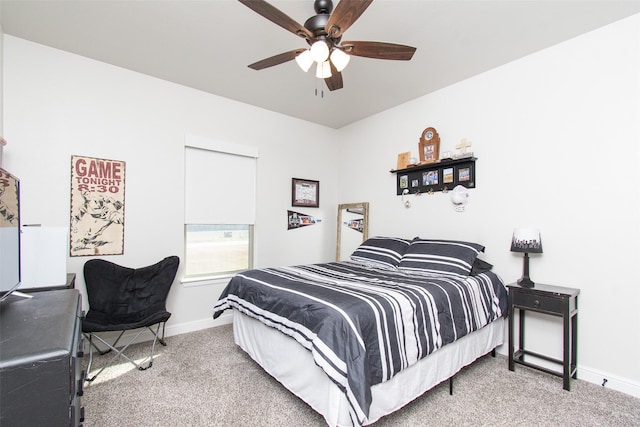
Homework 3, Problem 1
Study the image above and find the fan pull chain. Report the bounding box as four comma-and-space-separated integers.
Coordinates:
314, 79, 324, 98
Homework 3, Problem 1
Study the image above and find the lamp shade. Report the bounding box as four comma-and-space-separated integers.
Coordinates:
330, 48, 350, 72
510, 228, 542, 253
310, 40, 330, 63
315, 61, 332, 78
295, 50, 314, 72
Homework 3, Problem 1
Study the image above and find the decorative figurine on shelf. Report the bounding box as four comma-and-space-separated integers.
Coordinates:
454, 138, 473, 159
419, 127, 440, 164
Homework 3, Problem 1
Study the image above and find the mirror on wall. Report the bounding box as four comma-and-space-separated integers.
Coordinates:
336, 202, 369, 261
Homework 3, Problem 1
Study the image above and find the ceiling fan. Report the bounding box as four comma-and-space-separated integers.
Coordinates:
239, 0, 417, 91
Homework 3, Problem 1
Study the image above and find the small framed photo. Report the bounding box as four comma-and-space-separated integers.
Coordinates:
419, 141, 439, 164
292, 178, 319, 207
399, 175, 409, 189
459, 167, 471, 182
422, 170, 439, 186
443, 167, 454, 184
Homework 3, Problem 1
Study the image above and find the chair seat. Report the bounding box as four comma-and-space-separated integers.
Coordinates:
83, 309, 171, 333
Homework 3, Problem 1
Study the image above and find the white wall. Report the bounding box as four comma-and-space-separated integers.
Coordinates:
338, 14, 640, 396
2, 35, 339, 333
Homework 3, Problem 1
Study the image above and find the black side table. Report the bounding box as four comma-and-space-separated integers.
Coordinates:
508, 282, 580, 391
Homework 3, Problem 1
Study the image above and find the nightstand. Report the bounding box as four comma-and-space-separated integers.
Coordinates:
508, 282, 580, 391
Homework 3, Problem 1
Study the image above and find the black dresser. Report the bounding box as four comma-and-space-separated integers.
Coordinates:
0, 289, 85, 426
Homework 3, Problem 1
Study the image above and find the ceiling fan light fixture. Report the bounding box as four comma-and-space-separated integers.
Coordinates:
295, 49, 314, 72
316, 61, 332, 79
330, 48, 350, 72
240, 0, 416, 91
310, 40, 330, 63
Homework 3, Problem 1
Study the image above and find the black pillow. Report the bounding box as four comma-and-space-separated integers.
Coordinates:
471, 257, 493, 275
399, 239, 485, 277
351, 236, 412, 270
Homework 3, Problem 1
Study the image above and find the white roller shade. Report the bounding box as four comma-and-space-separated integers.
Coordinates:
184, 136, 257, 225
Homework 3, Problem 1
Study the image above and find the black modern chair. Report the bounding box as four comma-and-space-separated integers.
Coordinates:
82, 256, 180, 382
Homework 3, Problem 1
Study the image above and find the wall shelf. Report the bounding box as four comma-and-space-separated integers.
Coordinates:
390, 157, 477, 195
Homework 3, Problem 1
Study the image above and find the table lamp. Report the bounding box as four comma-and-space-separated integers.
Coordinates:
510, 228, 542, 288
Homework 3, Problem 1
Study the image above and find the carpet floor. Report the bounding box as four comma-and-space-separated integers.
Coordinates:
81, 324, 640, 426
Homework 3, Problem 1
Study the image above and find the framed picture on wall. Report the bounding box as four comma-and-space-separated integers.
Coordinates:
292, 178, 320, 207
69, 155, 126, 256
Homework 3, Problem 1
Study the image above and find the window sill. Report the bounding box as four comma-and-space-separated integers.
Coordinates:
181, 275, 233, 287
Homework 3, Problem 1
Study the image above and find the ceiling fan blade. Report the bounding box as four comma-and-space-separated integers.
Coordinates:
325, 0, 373, 39
325, 62, 343, 91
239, 0, 313, 40
341, 41, 417, 60
248, 48, 307, 70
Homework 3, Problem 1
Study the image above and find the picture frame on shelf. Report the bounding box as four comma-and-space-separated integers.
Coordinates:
292, 178, 320, 208
422, 170, 439, 186
396, 152, 411, 170
459, 167, 471, 182
443, 167, 454, 184
399, 175, 409, 189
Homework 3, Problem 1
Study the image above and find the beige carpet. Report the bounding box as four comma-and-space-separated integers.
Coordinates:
82, 324, 640, 426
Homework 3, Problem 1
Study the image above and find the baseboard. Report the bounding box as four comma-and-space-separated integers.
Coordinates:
578, 365, 640, 398
164, 312, 233, 337
495, 346, 640, 398
83, 313, 233, 351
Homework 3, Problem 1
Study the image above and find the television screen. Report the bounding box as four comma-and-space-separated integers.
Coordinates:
0, 167, 21, 301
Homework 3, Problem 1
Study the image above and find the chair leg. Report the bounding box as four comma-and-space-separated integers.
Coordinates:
84, 322, 168, 382
156, 322, 168, 346
85, 331, 125, 356
85, 333, 95, 381
140, 322, 164, 371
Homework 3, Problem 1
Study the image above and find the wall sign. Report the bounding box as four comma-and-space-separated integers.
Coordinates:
70, 155, 126, 256
287, 210, 321, 230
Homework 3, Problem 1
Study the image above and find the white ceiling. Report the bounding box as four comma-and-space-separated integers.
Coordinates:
2, 0, 639, 128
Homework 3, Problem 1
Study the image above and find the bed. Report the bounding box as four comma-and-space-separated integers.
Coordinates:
213, 237, 508, 426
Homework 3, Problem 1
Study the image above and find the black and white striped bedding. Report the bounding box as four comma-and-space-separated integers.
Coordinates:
213, 261, 508, 425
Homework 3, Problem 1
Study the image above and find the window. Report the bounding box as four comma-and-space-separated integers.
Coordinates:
184, 135, 258, 280
185, 224, 253, 277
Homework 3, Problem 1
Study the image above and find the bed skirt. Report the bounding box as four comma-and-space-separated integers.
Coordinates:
233, 311, 505, 427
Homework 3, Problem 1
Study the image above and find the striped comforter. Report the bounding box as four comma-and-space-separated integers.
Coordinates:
213, 261, 508, 425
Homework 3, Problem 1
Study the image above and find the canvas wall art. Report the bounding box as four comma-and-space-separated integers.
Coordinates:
70, 155, 126, 256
